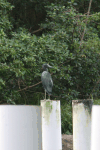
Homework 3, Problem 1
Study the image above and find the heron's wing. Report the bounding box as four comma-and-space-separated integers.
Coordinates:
41, 71, 53, 94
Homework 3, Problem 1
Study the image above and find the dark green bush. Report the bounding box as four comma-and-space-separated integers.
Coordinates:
1, 1, 100, 134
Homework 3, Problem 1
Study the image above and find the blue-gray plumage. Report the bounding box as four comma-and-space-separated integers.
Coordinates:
41, 64, 53, 100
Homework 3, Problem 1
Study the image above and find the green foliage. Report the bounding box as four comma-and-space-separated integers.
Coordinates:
93, 99, 100, 105
0, 0, 14, 32
1, 0, 100, 134
61, 102, 72, 134
41, 3, 100, 100
0, 28, 41, 103
7, 0, 50, 32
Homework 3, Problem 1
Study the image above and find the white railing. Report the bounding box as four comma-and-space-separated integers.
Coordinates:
0, 100, 62, 150
41, 100, 62, 150
72, 99, 100, 150
91, 105, 100, 150
72, 99, 92, 150
0, 99, 99, 150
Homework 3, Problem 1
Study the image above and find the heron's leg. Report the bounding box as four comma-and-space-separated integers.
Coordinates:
49, 95, 50, 100
45, 90, 46, 100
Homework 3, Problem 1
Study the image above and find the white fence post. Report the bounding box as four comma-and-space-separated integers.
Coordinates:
91, 105, 100, 150
41, 100, 62, 150
72, 99, 93, 150
0, 105, 42, 150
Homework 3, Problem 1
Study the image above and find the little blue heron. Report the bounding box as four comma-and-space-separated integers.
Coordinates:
41, 64, 53, 100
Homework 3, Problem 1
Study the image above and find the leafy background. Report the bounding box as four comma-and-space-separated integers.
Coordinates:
0, 0, 100, 134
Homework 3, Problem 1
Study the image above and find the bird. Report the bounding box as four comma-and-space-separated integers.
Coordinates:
41, 63, 53, 100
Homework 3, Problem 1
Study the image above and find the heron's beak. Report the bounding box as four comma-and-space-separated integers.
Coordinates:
47, 64, 53, 68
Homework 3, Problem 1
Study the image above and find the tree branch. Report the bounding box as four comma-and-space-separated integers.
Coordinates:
18, 81, 42, 92
32, 28, 43, 34
79, 0, 93, 49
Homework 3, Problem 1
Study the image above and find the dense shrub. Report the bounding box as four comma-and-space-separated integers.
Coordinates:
0, 1, 100, 134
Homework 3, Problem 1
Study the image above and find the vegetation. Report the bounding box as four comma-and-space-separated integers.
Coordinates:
0, 0, 100, 134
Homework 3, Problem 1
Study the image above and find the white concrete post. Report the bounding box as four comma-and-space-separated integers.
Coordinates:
41, 100, 62, 150
0, 105, 42, 150
72, 99, 93, 150
91, 105, 100, 150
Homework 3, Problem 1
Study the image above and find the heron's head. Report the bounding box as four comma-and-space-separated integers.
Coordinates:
42, 63, 53, 71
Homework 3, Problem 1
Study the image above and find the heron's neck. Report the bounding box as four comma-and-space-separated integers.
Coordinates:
44, 68, 48, 71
